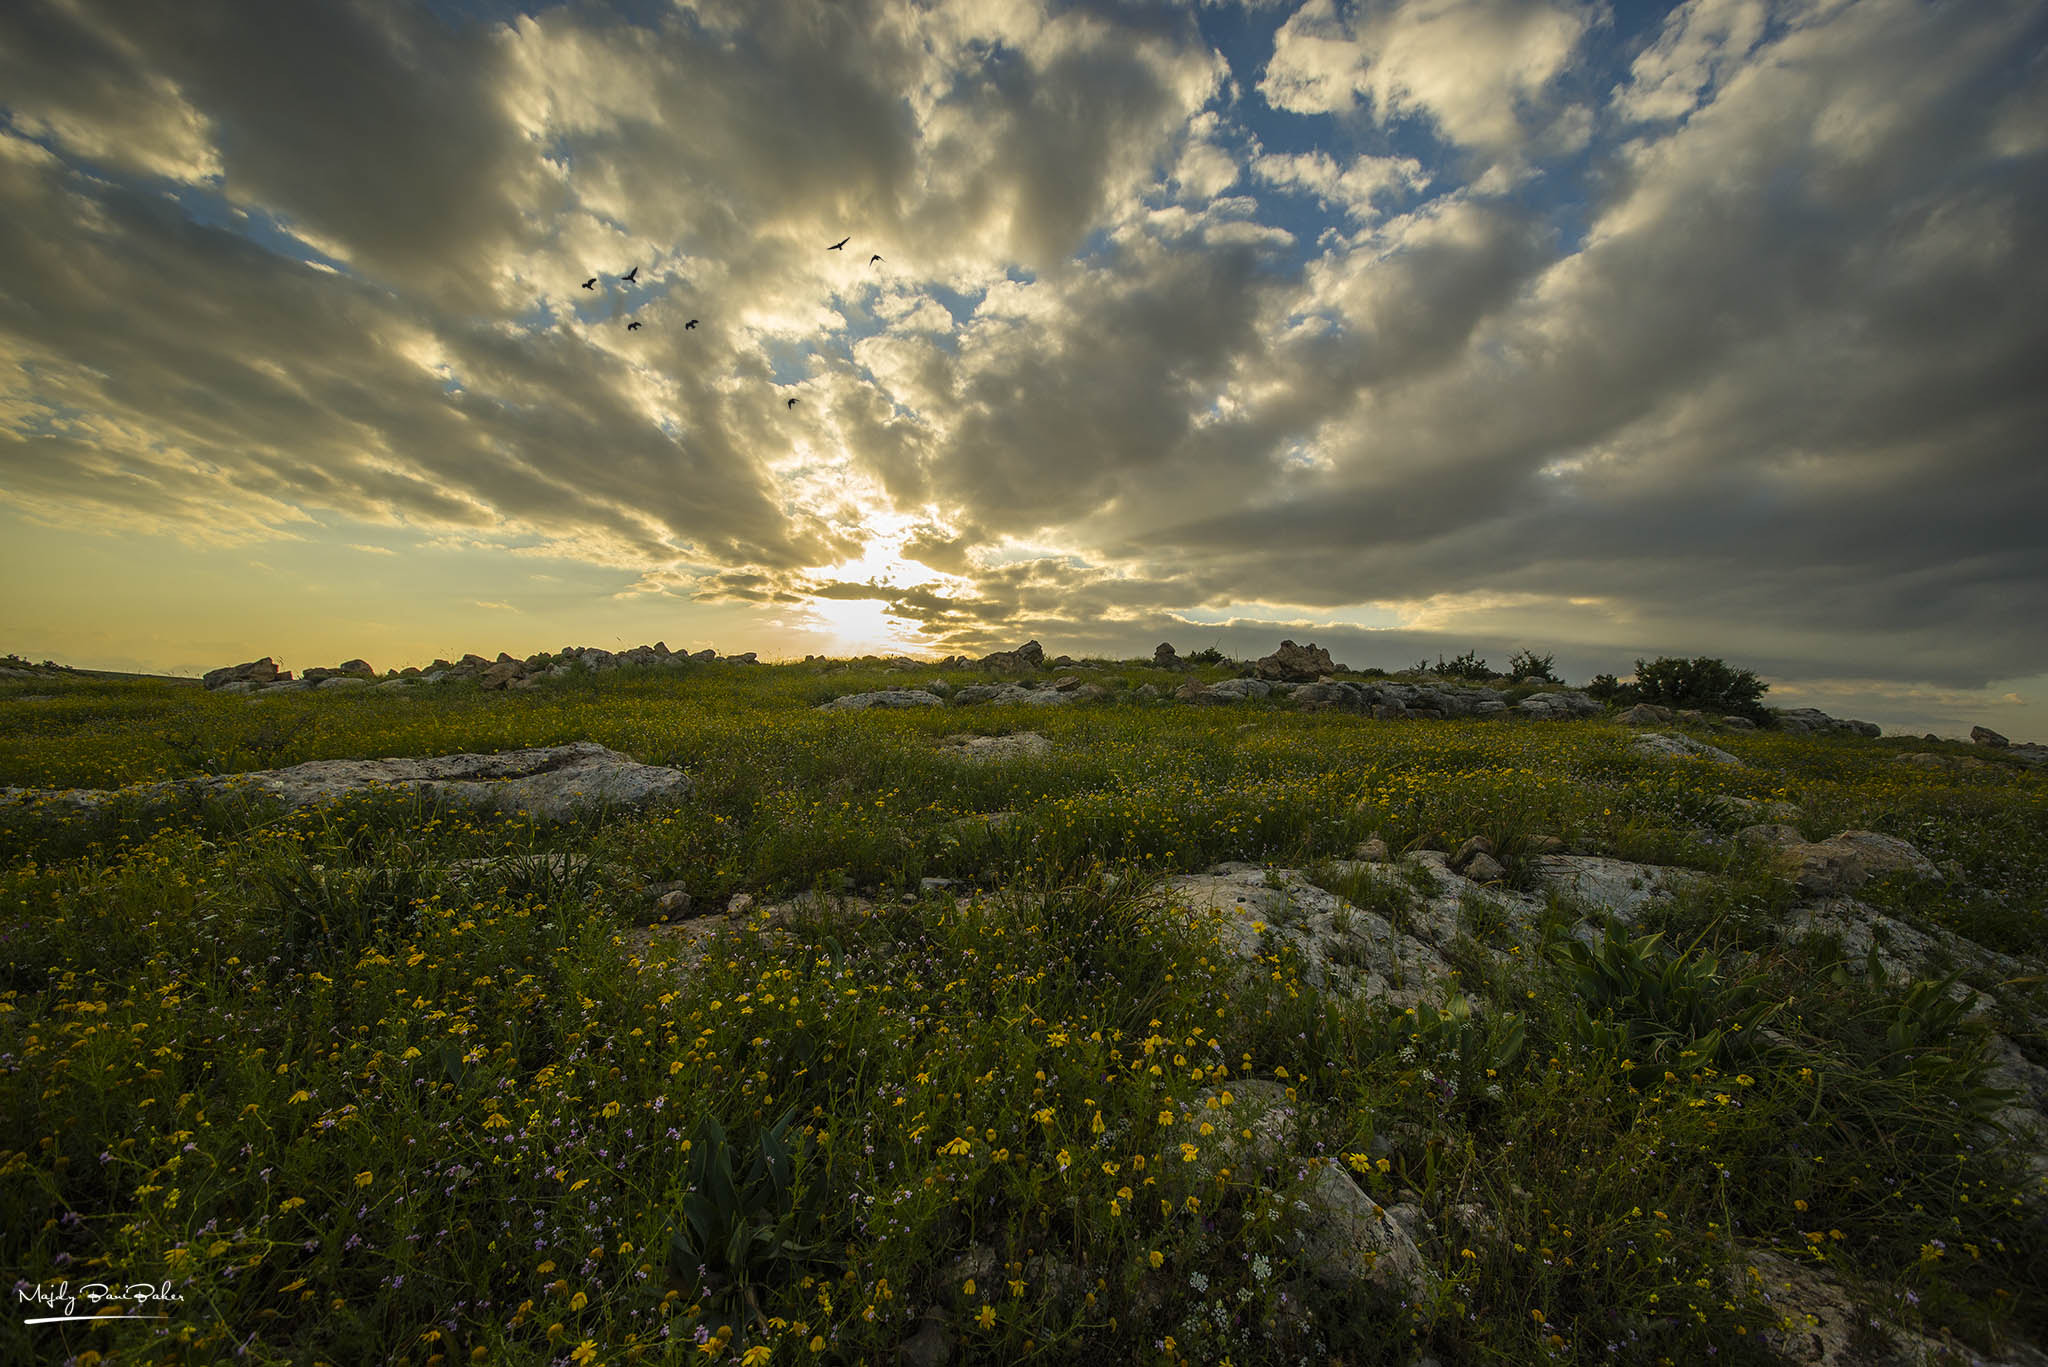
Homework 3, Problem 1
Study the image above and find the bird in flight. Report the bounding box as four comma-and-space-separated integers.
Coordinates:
580, 277, 596, 290
827, 237, 849, 251
621, 266, 639, 284
626, 320, 643, 331
787, 397, 800, 408
869, 254, 883, 266
685, 319, 698, 330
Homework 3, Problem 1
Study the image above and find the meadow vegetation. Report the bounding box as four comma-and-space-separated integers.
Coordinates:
2, 658, 2043, 1365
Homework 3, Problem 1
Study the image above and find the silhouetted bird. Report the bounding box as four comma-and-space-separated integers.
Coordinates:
621, 266, 639, 283
685, 319, 698, 329
581, 277, 597, 290
869, 255, 882, 266
787, 397, 799, 408
626, 321, 643, 331
827, 237, 849, 251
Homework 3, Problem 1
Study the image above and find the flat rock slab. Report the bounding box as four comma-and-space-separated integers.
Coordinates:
815, 689, 946, 711
1525, 855, 1706, 924
936, 731, 1053, 762
1630, 731, 1744, 766
1166, 862, 1454, 1007
0, 741, 689, 822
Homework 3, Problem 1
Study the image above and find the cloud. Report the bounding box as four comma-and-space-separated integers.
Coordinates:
1261, 0, 1598, 151
3, 0, 2047, 730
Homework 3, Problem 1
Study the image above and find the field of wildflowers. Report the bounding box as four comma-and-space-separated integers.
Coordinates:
2, 658, 2043, 1365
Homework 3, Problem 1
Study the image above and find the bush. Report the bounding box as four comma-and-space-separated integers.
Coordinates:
1183, 646, 1227, 666
1507, 650, 1558, 684
1632, 656, 1769, 719
1428, 650, 1495, 682
1585, 673, 1636, 703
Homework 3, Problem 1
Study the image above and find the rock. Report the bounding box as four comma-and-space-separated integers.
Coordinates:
1206, 677, 1274, 703
817, 689, 946, 711
1737, 1247, 2048, 1367
937, 732, 1053, 762
1719, 715, 1756, 730
1133, 684, 1162, 701
1772, 830, 1940, 897
1450, 836, 1496, 870
1, 741, 689, 823
1630, 731, 1743, 766
1513, 691, 1600, 719
1166, 863, 1454, 1007
975, 641, 1045, 671
480, 660, 526, 690
203, 657, 281, 689
315, 676, 370, 690
1153, 642, 1182, 668
1462, 852, 1506, 882
1972, 725, 2010, 748
1616, 703, 1672, 725
1526, 834, 1566, 855
1253, 640, 1336, 683
1355, 836, 1391, 862
1525, 855, 1706, 924
1895, 752, 1993, 773
1293, 1163, 1431, 1302
1775, 708, 1881, 738
1173, 679, 1215, 704
898, 1316, 952, 1367
1737, 823, 1808, 848
651, 889, 694, 921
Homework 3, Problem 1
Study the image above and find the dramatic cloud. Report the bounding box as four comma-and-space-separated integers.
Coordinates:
3, 0, 2046, 735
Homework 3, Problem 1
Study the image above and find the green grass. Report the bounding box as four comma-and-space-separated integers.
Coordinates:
1, 663, 2043, 1365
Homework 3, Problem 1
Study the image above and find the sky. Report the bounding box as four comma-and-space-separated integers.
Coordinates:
2, 0, 2045, 739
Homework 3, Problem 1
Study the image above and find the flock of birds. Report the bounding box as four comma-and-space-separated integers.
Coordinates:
582, 237, 884, 409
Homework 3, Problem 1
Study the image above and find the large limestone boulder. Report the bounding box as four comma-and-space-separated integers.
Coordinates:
1771, 830, 1940, 897
1, 741, 689, 822
203, 657, 282, 689
1774, 707, 1881, 737
1630, 731, 1744, 766
1253, 640, 1335, 682
817, 689, 946, 711
1165, 863, 1454, 1006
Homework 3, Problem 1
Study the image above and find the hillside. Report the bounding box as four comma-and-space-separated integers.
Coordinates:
1, 656, 2043, 1366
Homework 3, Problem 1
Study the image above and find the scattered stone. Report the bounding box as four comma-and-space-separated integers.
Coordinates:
1254, 640, 1336, 683
1513, 691, 1601, 720
1462, 852, 1507, 882
1354, 836, 1391, 862
1294, 1162, 1432, 1302
1972, 725, 2010, 748
1450, 835, 1496, 870
1526, 834, 1566, 855
651, 889, 694, 920
1152, 642, 1182, 668
1737, 823, 1808, 848
1616, 703, 1673, 725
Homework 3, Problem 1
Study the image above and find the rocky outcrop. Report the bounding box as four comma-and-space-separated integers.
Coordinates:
1152, 642, 1183, 669
1773, 707, 1881, 737
1, 741, 689, 822
1513, 690, 1603, 720
1253, 640, 1335, 682
974, 640, 1045, 671
203, 657, 286, 689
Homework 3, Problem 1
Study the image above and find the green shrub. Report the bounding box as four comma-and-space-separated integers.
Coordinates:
1631, 656, 1769, 719
1428, 650, 1495, 682
1584, 672, 1635, 702
1506, 650, 1558, 684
